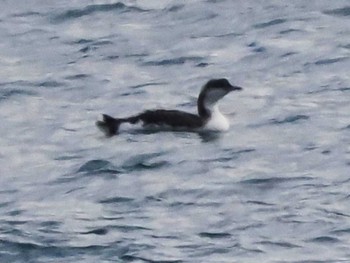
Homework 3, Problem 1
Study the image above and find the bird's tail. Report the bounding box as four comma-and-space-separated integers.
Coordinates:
96, 114, 122, 137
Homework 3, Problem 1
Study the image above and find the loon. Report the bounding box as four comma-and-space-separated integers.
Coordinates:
96, 78, 242, 136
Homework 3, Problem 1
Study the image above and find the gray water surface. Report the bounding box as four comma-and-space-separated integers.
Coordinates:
1, 1, 350, 262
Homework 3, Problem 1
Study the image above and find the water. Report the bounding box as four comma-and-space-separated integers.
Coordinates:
1, 1, 350, 262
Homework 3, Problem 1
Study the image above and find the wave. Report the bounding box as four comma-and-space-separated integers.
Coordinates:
51, 2, 147, 23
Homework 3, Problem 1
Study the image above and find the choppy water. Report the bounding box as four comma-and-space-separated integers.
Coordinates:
1, 1, 350, 262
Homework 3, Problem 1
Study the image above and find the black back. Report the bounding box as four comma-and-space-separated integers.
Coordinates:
138, 109, 204, 128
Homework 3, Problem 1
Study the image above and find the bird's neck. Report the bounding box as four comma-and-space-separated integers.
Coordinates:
204, 104, 230, 131
198, 92, 212, 119
197, 95, 220, 120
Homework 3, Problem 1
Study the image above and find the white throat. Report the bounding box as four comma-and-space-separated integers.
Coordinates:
203, 104, 230, 131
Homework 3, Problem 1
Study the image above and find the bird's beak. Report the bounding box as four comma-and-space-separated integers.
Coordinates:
229, 85, 243, 92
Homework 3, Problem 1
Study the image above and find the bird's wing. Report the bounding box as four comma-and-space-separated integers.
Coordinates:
138, 110, 203, 128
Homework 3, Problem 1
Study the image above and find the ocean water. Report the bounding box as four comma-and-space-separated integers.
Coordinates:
1, 0, 350, 262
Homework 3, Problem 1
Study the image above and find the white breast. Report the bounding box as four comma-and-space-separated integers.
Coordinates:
203, 105, 230, 131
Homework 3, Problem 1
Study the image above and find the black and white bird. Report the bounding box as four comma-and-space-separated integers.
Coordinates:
96, 78, 242, 136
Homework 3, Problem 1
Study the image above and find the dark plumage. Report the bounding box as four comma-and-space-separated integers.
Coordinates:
137, 110, 203, 128
96, 78, 242, 136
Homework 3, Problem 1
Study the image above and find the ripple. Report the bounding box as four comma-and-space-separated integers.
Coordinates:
191, 32, 242, 39
36, 80, 65, 88
0, 89, 37, 101
104, 55, 120, 60
248, 42, 267, 53
77, 40, 114, 55
79, 46, 95, 54
142, 56, 204, 66
120, 90, 146, 97
71, 38, 93, 45
121, 255, 183, 263
0, 201, 12, 209
240, 176, 313, 186
254, 18, 287, 29
308, 236, 340, 243
331, 228, 350, 235
55, 155, 82, 161
7, 209, 24, 217
314, 57, 348, 65
257, 240, 300, 248
51, 2, 147, 23
198, 232, 231, 239
324, 6, 350, 17
129, 82, 168, 89
246, 200, 275, 206
40, 220, 61, 228
166, 4, 185, 12
279, 28, 302, 35
112, 224, 152, 232
78, 159, 123, 175
196, 62, 210, 67
39, 221, 61, 234
0, 239, 112, 258
338, 87, 350, 92
78, 159, 112, 172
281, 52, 297, 58
202, 148, 255, 163
64, 74, 90, 80
1, 240, 43, 250
99, 196, 134, 204
307, 86, 350, 95
270, 114, 309, 125
82, 228, 108, 235
11, 11, 42, 18
122, 153, 169, 171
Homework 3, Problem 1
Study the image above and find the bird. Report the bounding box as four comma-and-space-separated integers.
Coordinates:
96, 78, 242, 136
